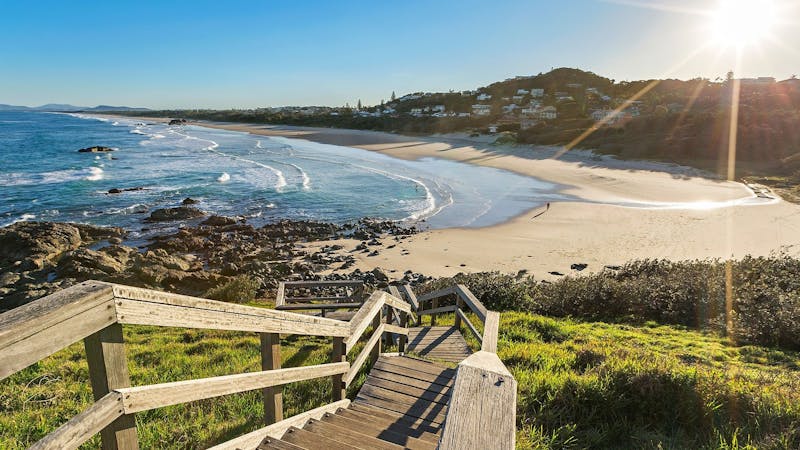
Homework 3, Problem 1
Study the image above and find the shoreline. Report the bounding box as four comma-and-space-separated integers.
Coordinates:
97, 114, 800, 279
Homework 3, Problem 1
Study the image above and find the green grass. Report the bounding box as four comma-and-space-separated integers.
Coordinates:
0, 300, 386, 450
2, 308, 799, 449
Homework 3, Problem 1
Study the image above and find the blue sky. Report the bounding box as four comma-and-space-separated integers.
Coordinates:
1, 0, 798, 108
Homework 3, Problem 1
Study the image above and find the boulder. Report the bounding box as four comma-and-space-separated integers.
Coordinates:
78, 146, 115, 153
182, 197, 199, 205
201, 215, 238, 227
146, 207, 205, 222
0, 221, 125, 270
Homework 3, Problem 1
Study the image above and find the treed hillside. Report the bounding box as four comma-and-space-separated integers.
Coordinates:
114, 68, 800, 177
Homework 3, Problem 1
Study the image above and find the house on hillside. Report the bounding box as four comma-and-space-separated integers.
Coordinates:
409, 108, 424, 116
537, 106, 557, 120
512, 95, 525, 103
431, 105, 446, 113
516, 89, 530, 95
520, 118, 539, 130
530, 88, 544, 97
472, 104, 492, 116
502, 104, 519, 114
477, 93, 492, 101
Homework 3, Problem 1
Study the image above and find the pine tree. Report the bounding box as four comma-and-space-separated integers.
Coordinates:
357, 99, 362, 110
391, 91, 396, 101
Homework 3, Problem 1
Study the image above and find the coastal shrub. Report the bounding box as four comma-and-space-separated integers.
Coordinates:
204, 275, 260, 303
424, 255, 800, 350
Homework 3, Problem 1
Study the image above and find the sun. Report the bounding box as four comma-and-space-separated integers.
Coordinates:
711, 0, 777, 48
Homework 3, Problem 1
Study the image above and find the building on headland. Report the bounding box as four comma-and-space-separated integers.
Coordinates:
530, 88, 544, 98
520, 118, 539, 130
739, 77, 776, 85
537, 106, 557, 120
472, 104, 493, 116
476, 93, 492, 101
516, 89, 530, 95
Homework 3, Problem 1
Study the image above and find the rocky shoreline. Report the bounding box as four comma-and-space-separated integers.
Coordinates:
0, 214, 427, 312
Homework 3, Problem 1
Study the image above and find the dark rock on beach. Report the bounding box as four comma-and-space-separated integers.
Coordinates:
201, 215, 239, 227
146, 207, 206, 222
182, 197, 200, 205
78, 146, 115, 153
108, 186, 145, 194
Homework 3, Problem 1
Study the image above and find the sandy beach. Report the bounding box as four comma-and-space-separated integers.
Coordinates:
113, 117, 800, 279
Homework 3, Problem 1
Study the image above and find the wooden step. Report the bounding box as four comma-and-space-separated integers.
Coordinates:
281, 426, 359, 450
353, 397, 447, 425
320, 413, 435, 449
348, 403, 443, 433
303, 418, 403, 450
337, 408, 441, 442
360, 382, 450, 407
364, 375, 451, 402
257, 436, 306, 450
368, 367, 454, 392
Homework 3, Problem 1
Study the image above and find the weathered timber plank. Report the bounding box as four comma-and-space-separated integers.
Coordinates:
261, 333, 282, 425
281, 426, 357, 450
115, 298, 349, 337
438, 351, 516, 450
368, 368, 454, 393
275, 302, 362, 310
416, 286, 456, 304
353, 396, 447, 425
343, 324, 384, 385
112, 284, 341, 328
209, 400, 350, 450
399, 284, 420, 311
454, 285, 487, 322
335, 409, 441, 443
117, 362, 349, 413
1, 298, 116, 381
417, 304, 457, 317
457, 309, 483, 345
304, 419, 403, 450
275, 282, 286, 308
362, 379, 450, 405
29, 392, 124, 450
283, 280, 363, 287
320, 414, 435, 450
345, 292, 385, 352
84, 323, 138, 450
383, 293, 412, 314
481, 311, 500, 353
348, 403, 443, 431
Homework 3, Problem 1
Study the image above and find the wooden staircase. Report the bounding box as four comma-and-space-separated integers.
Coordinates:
258, 355, 452, 449
2, 281, 516, 450
406, 326, 473, 362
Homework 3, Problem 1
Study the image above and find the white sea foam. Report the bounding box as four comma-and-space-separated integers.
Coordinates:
217, 172, 231, 183
351, 163, 438, 221
112, 121, 120, 126
85, 167, 104, 181
255, 140, 263, 149
130, 129, 147, 135
108, 204, 149, 215
288, 163, 312, 190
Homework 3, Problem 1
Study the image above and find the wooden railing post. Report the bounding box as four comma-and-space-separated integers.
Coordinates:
454, 297, 464, 329
398, 312, 408, 353
260, 332, 283, 425
84, 323, 139, 450
371, 309, 382, 363
430, 298, 438, 326
331, 337, 346, 401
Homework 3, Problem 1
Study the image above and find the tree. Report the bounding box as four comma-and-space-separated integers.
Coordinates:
391, 91, 396, 101
357, 99, 362, 110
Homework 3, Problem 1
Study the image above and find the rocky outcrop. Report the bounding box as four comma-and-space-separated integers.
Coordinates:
168, 119, 187, 126
0, 221, 125, 271
146, 207, 206, 222
78, 146, 115, 153
201, 215, 239, 227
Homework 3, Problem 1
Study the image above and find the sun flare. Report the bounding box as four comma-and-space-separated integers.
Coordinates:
711, 0, 777, 48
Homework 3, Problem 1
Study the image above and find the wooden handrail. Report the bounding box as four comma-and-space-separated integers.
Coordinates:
29, 392, 124, 450
2, 281, 415, 450
116, 362, 349, 413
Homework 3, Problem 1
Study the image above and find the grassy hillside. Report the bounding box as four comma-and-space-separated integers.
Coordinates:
2, 308, 798, 449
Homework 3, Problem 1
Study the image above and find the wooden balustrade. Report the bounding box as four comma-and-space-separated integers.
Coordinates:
0, 280, 404, 450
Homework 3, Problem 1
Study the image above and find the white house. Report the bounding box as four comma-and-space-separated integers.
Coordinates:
537, 106, 557, 120
516, 89, 530, 95
476, 93, 492, 101
502, 104, 518, 113
530, 88, 544, 98
431, 105, 446, 113
472, 104, 492, 116
409, 108, 424, 116
520, 118, 538, 130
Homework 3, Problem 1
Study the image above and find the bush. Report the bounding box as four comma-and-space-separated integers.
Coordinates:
204, 275, 260, 303
422, 255, 800, 350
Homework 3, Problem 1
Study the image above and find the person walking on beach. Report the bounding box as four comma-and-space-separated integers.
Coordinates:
546, 202, 550, 210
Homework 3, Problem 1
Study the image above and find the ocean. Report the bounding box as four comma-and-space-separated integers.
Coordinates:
0, 111, 569, 236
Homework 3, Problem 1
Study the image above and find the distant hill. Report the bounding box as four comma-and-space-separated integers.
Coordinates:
0, 103, 149, 112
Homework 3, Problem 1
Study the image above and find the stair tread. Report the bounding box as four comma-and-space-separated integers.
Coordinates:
304, 418, 403, 450
338, 408, 441, 442
281, 426, 359, 450
257, 437, 307, 450
349, 403, 443, 430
